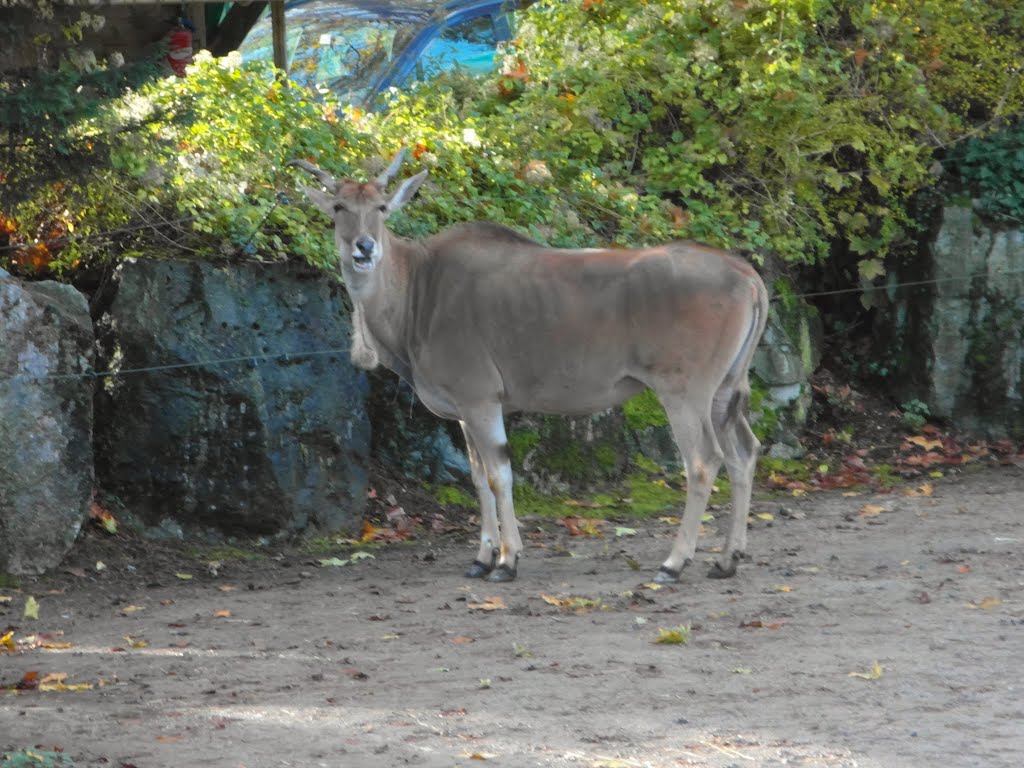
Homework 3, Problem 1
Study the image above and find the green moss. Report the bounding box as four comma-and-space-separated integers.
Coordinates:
513, 484, 570, 517
625, 473, 683, 516
623, 389, 669, 430
709, 475, 732, 506
632, 452, 664, 474
757, 457, 811, 482
508, 429, 540, 467
0, 572, 20, 589
434, 485, 477, 508
749, 374, 780, 443
593, 442, 619, 473
871, 464, 900, 489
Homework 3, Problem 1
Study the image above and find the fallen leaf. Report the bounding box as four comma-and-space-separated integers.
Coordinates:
440, 708, 466, 716
774, 585, 794, 592
123, 635, 149, 648
848, 661, 884, 680
467, 596, 507, 611
654, 624, 691, 645
615, 526, 637, 537
350, 551, 375, 562
641, 582, 663, 591
906, 436, 943, 451
957, 564, 971, 574
732, 667, 753, 675
904, 482, 935, 497
966, 596, 1002, 610
214, 609, 232, 618
451, 635, 475, 644
858, 504, 886, 518
539, 593, 604, 612
319, 557, 349, 567
119, 604, 145, 615
89, 501, 118, 534
739, 619, 785, 629
95, 561, 106, 572
479, 678, 492, 689
23, 596, 39, 620
175, 573, 193, 580
218, 585, 237, 592
155, 736, 183, 743
1, 630, 15, 651
16, 671, 39, 690
0, 595, 11, 604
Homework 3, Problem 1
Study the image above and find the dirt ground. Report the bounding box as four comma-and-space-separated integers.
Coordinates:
2, 464, 1022, 768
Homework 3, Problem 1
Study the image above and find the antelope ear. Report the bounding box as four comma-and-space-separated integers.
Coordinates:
299, 184, 336, 216
386, 170, 428, 214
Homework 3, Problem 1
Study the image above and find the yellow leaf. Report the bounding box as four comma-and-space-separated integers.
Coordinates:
123, 635, 149, 648
641, 582, 663, 591
774, 585, 794, 592
0, 595, 11, 603
467, 596, 507, 611
906, 436, 942, 451
175, 573, 193, 580
791, 488, 807, 497
756, 512, 774, 521
119, 604, 145, 615
213, 608, 231, 618
1, 630, 15, 650
23, 596, 39, 620
381, 633, 400, 640
858, 504, 886, 518
654, 624, 691, 645
848, 661, 884, 679
966, 596, 1003, 610
904, 483, 934, 497
657, 516, 680, 524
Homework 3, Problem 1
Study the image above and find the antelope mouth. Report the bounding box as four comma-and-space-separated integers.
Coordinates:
352, 253, 374, 271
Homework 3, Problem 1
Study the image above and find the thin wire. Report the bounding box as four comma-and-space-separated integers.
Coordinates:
780, 267, 1024, 302
0, 347, 351, 387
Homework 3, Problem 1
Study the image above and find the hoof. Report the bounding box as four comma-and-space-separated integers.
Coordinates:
464, 560, 493, 579
485, 563, 517, 583
653, 560, 689, 584
707, 560, 737, 579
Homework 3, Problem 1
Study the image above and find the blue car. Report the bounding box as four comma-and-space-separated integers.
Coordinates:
238, 0, 529, 106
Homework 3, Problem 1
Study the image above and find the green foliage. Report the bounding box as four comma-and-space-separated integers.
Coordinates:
900, 399, 930, 431
622, 389, 670, 430
951, 120, 1024, 223
507, 428, 541, 467
4, 1, 1022, 280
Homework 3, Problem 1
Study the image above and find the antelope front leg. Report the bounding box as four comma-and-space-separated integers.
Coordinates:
461, 422, 499, 578
461, 406, 522, 582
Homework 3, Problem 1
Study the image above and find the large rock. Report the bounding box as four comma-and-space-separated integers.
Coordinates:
924, 207, 1024, 433
0, 269, 94, 574
882, 206, 1024, 436
95, 260, 370, 535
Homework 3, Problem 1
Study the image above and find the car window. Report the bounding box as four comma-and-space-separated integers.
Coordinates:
413, 14, 500, 82
238, 4, 423, 103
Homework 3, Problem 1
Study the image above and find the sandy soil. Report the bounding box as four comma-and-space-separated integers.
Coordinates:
2, 464, 1022, 768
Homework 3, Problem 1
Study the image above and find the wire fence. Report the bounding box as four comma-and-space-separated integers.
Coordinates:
3, 260, 1024, 389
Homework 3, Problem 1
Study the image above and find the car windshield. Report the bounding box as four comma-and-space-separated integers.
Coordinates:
238, 2, 428, 103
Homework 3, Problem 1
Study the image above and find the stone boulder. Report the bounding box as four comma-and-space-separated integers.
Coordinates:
94, 260, 370, 536
0, 269, 94, 574
883, 206, 1024, 436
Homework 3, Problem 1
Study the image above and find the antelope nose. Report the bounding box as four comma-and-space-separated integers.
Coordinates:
354, 236, 375, 257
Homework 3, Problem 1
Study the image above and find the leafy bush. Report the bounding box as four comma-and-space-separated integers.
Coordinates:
2, 0, 1022, 279
951, 120, 1024, 224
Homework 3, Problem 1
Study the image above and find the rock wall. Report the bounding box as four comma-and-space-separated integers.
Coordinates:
95, 260, 370, 536
0, 268, 94, 574
890, 206, 1024, 436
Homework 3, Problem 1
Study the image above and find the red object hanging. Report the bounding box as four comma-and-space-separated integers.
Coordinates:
167, 26, 193, 77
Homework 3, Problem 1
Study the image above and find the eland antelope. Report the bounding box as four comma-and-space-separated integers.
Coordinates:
292, 152, 768, 583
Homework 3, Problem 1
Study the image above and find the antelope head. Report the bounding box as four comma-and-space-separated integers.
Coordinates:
290, 151, 427, 283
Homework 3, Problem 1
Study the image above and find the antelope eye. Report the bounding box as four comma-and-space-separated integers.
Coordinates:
333, 202, 348, 213
378, 204, 388, 213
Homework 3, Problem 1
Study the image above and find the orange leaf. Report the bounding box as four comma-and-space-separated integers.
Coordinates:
214, 609, 232, 618
467, 596, 507, 611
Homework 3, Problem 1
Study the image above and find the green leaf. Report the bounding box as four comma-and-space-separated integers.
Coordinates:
319, 557, 349, 567
858, 258, 886, 281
